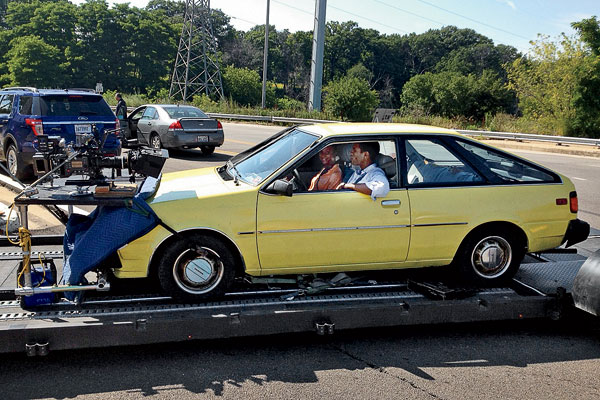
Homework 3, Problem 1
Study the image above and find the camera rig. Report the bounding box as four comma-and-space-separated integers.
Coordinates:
31, 125, 168, 187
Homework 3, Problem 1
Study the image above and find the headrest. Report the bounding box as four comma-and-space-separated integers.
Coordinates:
376, 154, 397, 179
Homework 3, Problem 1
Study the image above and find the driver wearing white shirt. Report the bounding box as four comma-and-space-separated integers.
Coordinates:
336, 142, 390, 200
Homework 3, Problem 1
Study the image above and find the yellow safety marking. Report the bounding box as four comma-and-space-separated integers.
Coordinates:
225, 139, 256, 146
217, 149, 239, 156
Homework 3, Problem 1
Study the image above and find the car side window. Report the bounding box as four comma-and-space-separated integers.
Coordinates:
141, 107, 156, 120
18, 96, 33, 115
130, 108, 145, 121
405, 139, 482, 185
0, 95, 14, 115
289, 139, 398, 193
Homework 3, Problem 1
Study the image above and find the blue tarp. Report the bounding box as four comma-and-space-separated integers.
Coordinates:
62, 177, 161, 290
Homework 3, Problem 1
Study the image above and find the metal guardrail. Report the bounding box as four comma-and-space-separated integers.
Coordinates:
117, 107, 600, 148
457, 129, 600, 148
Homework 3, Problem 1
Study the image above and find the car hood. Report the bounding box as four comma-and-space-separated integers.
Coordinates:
148, 167, 246, 204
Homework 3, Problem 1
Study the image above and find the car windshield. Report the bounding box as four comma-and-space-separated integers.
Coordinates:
229, 128, 318, 185
162, 106, 208, 119
39, 95, 113, 117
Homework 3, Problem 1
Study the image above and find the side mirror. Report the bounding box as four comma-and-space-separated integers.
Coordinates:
266, 179, 293, 197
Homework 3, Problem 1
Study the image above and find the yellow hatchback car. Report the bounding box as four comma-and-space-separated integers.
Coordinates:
115, 123, 589, 300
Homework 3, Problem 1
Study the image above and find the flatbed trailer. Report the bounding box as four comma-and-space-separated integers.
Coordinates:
0, 248, 592, 355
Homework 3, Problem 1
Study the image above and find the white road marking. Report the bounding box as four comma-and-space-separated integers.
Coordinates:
572, 177, 587, 181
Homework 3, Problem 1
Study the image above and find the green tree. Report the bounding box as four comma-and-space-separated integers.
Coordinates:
222, 65, 262, 106
570, 16, 600, 137
4, 35, 64, 87
506, 34, 587, 134
323, 76, 379, 121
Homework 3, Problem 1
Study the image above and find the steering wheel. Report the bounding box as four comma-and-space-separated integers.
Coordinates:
292, 169, 308, 191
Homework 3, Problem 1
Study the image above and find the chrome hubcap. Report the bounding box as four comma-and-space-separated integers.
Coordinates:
173, 246, 224, 294
471, 236, 512, 279
151, 136, 160, 149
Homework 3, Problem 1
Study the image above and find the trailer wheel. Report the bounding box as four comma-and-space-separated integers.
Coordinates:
157, 234, 235, 300
456, 228, 524, 285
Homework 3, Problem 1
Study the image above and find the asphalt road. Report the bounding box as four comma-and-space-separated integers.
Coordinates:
1, 122, 600, 400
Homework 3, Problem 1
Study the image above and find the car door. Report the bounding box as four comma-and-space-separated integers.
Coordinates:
126, 106, 146, 140
256, 138, 411, 274
0, 94, 14, 150
137, 107, 156, 144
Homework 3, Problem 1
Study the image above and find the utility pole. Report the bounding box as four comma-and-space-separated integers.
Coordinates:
261, 0, 270, 109
170, 0, 224, 102
308, 0, 326, 111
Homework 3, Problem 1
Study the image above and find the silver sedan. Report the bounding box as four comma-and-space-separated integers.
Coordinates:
123, 104, 224, 155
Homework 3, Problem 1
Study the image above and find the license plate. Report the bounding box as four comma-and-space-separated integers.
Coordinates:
75, 124, 92, 134
197, 135, 208, 142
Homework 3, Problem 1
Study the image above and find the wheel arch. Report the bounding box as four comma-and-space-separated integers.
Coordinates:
453, 221, 529, 262
148, 228, 247, 281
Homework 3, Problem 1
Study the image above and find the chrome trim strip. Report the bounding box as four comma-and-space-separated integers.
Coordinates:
407, 182, 563, 190
412, 222, 468, 227
43, 120, 115, 125
258, 225, 410, 234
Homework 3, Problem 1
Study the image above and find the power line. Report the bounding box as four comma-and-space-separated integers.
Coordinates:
328, 3, 409, 34
413, 0, 530, 41
374, 0, 445, 27
272, 0, 313, 16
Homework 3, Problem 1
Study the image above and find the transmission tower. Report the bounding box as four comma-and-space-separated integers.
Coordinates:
170, 0, 224, 102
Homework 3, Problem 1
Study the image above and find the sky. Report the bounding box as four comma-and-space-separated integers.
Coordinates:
94, 0, 598, 53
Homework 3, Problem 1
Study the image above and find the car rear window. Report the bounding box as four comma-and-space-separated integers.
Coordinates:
39, 95, 113, 117
163, 106, 208, 119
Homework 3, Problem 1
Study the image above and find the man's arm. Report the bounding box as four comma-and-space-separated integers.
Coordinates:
336, 182, 372, 195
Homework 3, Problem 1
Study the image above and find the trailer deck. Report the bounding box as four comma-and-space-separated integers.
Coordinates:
0, 241, 592, 355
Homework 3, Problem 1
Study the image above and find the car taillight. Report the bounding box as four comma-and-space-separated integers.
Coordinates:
569, 191, 578, 213
168, 121, 183, 130
25, 118, 43, 136
115, 118, 120, 131
217, 120, 223, 129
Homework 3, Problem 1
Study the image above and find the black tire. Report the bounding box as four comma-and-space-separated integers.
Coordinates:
455, 228, 524, 286
157, 234, 235, 301
6, 143, 31, 181
149, 133, 162, 150
200, 145, 215, 155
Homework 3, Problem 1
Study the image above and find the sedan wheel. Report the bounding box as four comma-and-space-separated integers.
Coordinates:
456, 228, 524, 285
150, 133, 162, 150
158, 234, 235, 300
200, 145, 215, 155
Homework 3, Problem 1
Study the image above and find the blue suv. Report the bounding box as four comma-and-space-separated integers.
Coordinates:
0, 87, 121, 180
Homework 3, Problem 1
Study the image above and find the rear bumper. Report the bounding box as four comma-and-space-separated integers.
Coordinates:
563, 218, 590, 247
163, 130, 224, 148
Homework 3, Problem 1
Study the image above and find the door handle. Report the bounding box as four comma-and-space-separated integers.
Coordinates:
147, 123, 152, 126
381, 199, 401, 207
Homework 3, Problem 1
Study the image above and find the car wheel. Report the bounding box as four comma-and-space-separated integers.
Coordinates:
200, 145, 215, 155
6, 143, 30, 181
149, 133, 162, 150
157, 234, 235, 300
455, 228, 524, 286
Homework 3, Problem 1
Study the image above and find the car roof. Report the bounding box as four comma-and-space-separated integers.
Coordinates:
0, 87, 100, 96
298, 123, 461, 138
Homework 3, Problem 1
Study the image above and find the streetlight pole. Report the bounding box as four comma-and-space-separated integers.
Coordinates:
261, 0, 270, 109
309, 0, 326, 111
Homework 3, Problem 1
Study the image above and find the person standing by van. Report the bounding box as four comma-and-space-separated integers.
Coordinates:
115, 93, 127, 120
